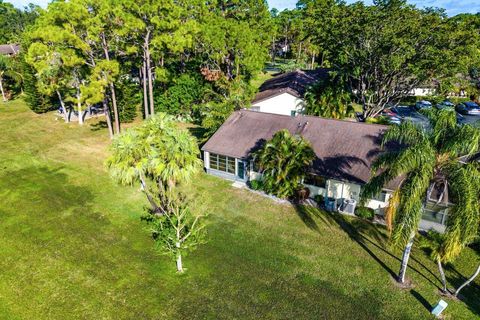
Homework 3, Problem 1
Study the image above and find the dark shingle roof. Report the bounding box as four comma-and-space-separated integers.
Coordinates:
252, 69, 330, 104
0, 44, 20, 56
202, 110, 399, 189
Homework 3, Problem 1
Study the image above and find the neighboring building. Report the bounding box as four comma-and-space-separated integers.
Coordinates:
0, 44, 20, 56
410, 87, 436, 97
251, 69, 329, 116
202, 110, 448, 232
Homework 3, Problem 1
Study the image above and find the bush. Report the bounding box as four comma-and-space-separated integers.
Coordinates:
155, 74, 210, 120
314, 194, 324, 204
249, 179, 264, 191
355, 206, 375, 220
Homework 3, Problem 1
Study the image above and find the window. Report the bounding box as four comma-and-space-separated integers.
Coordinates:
209, 153, 235, 174
422, 210, 445, 224
303, 174, 326, 188
372, 191, 388, 202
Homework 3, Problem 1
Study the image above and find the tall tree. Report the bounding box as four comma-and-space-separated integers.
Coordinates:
198, 0, 272, 82
115, 0, 198, 118
302, 0, 480, 119
362, 109, 480, 284
303, 76, 355, 119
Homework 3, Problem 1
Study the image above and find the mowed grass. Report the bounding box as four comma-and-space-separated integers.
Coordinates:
0, 100, 479, 320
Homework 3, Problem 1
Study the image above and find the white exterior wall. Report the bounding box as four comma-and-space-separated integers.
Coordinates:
410, 88, 435, 97
204, 151, 210, 169
326, 180, 362, 201
304, 184, 327, 198
252, 93, 303, 116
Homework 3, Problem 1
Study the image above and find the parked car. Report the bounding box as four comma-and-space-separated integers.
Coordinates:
414, 100, 433, 111
436, 100, 455, 110
380, 108, 402, 125
456, 101, 480, 116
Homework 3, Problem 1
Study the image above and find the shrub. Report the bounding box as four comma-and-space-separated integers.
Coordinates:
249, 179, 264, 191
314, 194, 324, 204
355, 206, 375, 220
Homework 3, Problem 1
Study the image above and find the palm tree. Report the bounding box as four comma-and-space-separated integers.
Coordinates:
303, 80, 355, 120
255, 129, 315, 199
106, 113, 202, 213
361, 109, 480, 284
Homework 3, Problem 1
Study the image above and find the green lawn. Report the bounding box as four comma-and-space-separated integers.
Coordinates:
0, 99, 479, 319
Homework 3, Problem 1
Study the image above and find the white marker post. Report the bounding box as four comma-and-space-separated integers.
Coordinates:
431, 300, 448, 317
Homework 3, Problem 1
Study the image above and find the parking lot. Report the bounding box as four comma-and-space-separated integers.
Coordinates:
392, 105, 480, 127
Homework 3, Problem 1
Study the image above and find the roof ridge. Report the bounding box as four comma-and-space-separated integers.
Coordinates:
240, 109, 389, 129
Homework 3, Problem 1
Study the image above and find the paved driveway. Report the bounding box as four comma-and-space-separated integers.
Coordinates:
393, 105, 480, 127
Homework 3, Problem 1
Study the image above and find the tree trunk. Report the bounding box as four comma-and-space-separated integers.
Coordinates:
297, 42, 302, 64
310, 54, 315, 70
271, 35, 276, 64
76, 87, 83, 125
56, 90, 69, 123
109, 83, 120, 134
141, 56, 149, 118
398, 233, 415, 283
0, 75, 6, 102
176, 243, 183, 272
101, 34, 120, 134
102, 99, 114, 139
144, 31, 154, 116
454, 263, 480, 297
437, 260, 447, 293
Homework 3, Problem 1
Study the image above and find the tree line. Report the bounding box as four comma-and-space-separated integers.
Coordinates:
270, 0, 480, 119
2, 0, 480, 127
17, 0, 271, 138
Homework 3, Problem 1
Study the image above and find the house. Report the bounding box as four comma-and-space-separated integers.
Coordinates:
201, 110, 448, 232
0, 44, 20, 56
251, 69, 329, 116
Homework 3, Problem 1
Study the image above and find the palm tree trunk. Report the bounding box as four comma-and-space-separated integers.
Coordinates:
437, 260, 447, 293
398, 232, 415, 283
454, 263, 480, 297
0, 74, 6, 102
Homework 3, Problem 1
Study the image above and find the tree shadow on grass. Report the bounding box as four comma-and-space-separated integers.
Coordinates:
0, 166, 115, 268
293, 204, 442, 290
445, 265, 480, 316
90, 120, 108, 132
410, 289, 432, 312
186, 218, 387, 319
